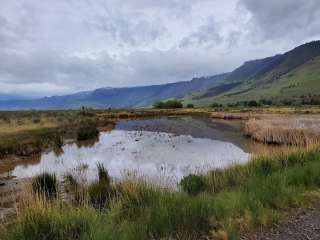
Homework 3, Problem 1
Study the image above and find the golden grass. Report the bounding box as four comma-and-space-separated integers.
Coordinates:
244, 116, 320, 146
0, 118, 58, 135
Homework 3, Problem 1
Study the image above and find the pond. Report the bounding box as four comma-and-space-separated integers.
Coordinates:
5, 116, 253, 186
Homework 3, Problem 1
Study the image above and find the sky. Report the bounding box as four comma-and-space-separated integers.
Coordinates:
0, 0, 320, 98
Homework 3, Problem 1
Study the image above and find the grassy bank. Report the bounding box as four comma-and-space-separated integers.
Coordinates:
1, 145, 320, 239
0, 110, 109, 158
244, 117, 320, 146
1, 107, 320, 158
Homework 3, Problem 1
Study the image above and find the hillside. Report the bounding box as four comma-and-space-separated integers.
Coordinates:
0, 74, 227, 110
186, 40, 320, 106
0, 41, 320, 110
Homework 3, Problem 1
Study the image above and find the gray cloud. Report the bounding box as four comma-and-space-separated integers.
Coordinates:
179, 17, 223, 49
239, 0, 320, 42
0, 0, 319, 97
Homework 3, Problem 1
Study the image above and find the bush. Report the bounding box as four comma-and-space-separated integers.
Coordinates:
247, 100, 259, 107
180, 174, 206, 195
32, 118, 41, 124
210, 103, 223, 108
152, 100, 183, 109
185, 103, 194, 108
153, 101, 165, 109
32, 173, 57, 199
76, 121, 99, 141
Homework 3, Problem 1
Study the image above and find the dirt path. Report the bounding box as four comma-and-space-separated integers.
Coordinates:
242, 202, 320, 240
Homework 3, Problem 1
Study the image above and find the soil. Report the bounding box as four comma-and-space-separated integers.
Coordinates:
242, 202, 320, 240
0, 177, 28, 220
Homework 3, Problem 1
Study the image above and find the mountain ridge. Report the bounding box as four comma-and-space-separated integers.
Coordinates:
1, 40, 320, 109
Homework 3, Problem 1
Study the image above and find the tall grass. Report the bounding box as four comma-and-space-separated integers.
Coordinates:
32, 173, 58, 199
2, 145, 320, 239
244, 117, 320, 146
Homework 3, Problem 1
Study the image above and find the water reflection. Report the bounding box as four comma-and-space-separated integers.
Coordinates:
11, 129, 250, 186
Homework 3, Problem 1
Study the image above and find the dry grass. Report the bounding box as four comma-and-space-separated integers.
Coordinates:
0, 118, 58, 135
244, 116, 320, 146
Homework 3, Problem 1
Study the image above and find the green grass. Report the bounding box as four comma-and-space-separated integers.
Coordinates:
32, 173, 58, 199
2, 143, 320, 240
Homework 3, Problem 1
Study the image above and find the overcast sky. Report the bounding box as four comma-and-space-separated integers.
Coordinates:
0, 0, 320, 97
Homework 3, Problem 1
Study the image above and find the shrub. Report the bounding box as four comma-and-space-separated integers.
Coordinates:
180, 174, 206, 195
152, 100, 183, 109
32, 173, 58, 199
32, 118, 41, 124
76, 121, 99, 141
247, 100, 259, 107
210, 103, 223, 108
153, 101, 165, 109
185, 103, 194, 108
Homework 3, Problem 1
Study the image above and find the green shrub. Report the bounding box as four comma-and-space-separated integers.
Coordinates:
180, 174, 206, 195
210, 103, 223, 108
152, 100, 183, 109
32, 173, 57, 199
76, 121, 99, 141
185, 103, 194, 108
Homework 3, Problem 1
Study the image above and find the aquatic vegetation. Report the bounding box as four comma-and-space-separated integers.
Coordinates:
76, 120, 99, 141
97, 163, 111, 184
31, 173, 58, 199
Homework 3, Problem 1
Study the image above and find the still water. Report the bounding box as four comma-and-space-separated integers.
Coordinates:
8, 116, 251, 185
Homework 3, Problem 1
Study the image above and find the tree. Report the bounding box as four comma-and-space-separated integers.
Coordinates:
247, 100, 259, 107
185, 103, 194, 108
152, 100, 183, 109
153, 101, 165, 109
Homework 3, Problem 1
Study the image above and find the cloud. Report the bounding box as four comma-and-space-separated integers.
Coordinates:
239, 0, 320, 42
179, 17, 223, 49
0, 0, 319, 97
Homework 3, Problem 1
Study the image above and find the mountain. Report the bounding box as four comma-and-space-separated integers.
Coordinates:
0, 74, 227, 110
186, 40, 320, 105
0, 40, 320, 110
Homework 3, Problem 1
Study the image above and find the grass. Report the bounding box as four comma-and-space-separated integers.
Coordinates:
1, 145, 320, 239
0, 110, 101, 157
244, 117, 320, 145
32, 173, 58, 199
185, 56, 320, 106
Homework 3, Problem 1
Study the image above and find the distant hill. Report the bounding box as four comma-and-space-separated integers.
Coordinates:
186, 40, 320, 105
0, 40, 320, 110
0, 74, 227, 110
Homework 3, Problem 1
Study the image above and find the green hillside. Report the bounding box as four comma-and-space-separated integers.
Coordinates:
185, 41, 320, 106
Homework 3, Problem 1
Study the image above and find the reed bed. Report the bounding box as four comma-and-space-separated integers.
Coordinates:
244, 117, 320, 146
